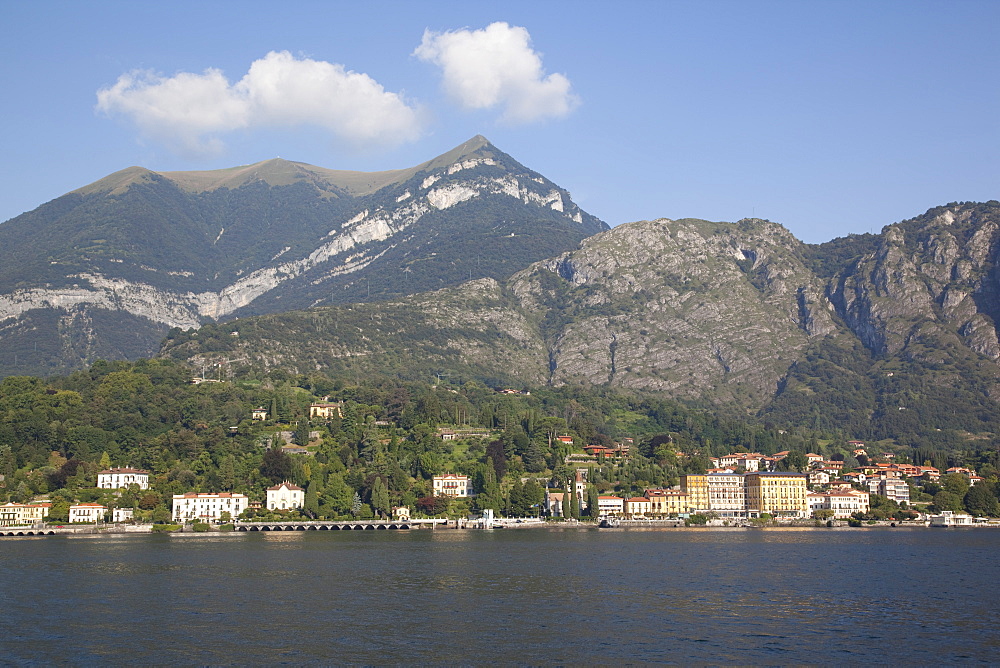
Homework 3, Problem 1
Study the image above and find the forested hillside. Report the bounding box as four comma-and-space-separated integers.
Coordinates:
14, 358, 996, 521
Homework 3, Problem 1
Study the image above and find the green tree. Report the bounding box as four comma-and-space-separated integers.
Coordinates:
304, 483, 320, 517
46, 499, 70, 522
261, 448, 292, 485
218, 455, 236, 491
933, 490, 964, 513
561, 492, 571, 519
941, 473, 970, 498
964, 482, 1000, 517
508, 478, 531, 516
587, 485, 600, 518
371, 476, 390, 518
99, 451, 111, 470
523, 479, 545, 516
0, 444, 15, 479
782, 451, 808, 472
350, 491, 363, 517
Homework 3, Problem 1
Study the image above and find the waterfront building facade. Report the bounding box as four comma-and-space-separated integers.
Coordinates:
171, 492, 249, 522
69, 503, 107, 523
680, 474, 709, 513
625, 497, 651, 517
597, 496, 624, 516
0, 502, 51, 526
706, 473, 747, 518
266, 481, 305, 510
113, 507, 134, 523
746, 472, 809, 518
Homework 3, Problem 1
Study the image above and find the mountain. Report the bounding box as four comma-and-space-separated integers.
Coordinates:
161, 201, 1000, 445
0, 136, 607, 377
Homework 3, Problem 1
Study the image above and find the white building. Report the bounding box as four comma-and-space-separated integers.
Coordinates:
808, 470, 831, 486
172, 492, 248, 522
97, 468, 150, 490
433, 474, 471, 497
707, 473, 747, 518
870, 476, 910, 505
597, 496, 624, 516
808, 488, 870, 518
266, 481, 305, 510
929, 511, 974, 527
69, 503, 107, 523
112, 507, 134, 523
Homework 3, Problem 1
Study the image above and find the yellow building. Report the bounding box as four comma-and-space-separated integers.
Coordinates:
645, 489, 691, 516
625, 497, 651, 517
309, 401, 343, 419
746, 472, 809, 518
0, 502, 52, 526
680, 474, 709, 513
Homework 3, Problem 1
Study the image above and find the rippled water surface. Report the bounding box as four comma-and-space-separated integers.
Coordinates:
3, 527, 999, 664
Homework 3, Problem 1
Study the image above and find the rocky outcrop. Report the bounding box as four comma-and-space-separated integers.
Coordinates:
509, 217, 838, 406
830, 202, 1000, 360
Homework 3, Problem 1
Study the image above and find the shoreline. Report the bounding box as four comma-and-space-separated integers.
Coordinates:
4, 518, 998, 537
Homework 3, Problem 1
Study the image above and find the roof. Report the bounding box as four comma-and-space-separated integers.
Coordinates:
99, 468, 149, 475
267, 481, 304, 492
174, 492, 246, 499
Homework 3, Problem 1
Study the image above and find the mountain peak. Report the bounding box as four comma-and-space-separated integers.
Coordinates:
72, 137, 502, 200
72, 166, 157, 196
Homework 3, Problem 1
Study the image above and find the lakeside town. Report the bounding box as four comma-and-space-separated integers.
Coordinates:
2, 394, 996, 534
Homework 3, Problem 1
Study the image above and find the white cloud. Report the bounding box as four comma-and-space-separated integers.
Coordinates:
414, 22, 579, 124
97, 51, 423, 157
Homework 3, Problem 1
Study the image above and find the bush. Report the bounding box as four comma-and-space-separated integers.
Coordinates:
192, 522, 211, 532
151, 524, 181, 532
219, 524, 234, 532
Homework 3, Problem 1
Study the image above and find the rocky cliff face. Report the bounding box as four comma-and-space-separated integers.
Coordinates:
163, 216, 847, 409
509, 217, 838, 406
0, 136, 605, 377
161, 201, 1000, 435
831, 202, 1000, 362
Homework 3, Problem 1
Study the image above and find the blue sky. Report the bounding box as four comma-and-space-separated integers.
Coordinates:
2, 1, 998, 243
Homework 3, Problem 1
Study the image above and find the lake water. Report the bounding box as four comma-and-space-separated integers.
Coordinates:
2, 526, 999, 664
